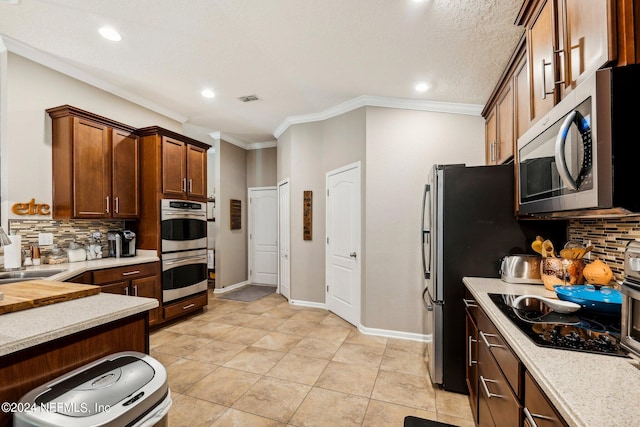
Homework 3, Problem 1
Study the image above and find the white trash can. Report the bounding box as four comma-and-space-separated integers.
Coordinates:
14, 351, 171, 427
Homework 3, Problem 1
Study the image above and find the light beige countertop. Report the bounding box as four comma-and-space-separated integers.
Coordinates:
21, 249, 159, 281
0, 250, 160, 357
464, 277, 640, 427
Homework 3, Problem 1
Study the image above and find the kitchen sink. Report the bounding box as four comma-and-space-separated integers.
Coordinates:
0, 269, 67, 284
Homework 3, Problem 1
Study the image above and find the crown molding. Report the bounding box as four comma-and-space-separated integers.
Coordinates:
1, 34, 188, 124
273, 95, 483, 138
220, 133, 277, 150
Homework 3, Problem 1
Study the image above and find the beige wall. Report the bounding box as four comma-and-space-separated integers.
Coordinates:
247, 147, 277, 188
364, 107, 484, 334
217, 140, 248, 288
277, 106, 485, 334
276, 109, 366, 303
2, 53, 184, 223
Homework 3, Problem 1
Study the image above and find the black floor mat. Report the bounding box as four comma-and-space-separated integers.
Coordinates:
404, 416, 455, 427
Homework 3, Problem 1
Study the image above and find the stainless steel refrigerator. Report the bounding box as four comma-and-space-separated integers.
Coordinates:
421, 163, 565, 394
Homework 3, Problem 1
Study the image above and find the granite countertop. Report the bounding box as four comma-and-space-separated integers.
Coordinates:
464, 277, 640, 427
0, 250, 161, 357
19, 249, 160, 281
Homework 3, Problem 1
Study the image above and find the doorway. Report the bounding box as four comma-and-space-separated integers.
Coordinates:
278, 179, 291, 299
325, 162, 361, 326
248, 187, 278, 285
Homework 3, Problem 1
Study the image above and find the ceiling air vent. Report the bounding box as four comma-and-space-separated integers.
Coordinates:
238, 94, 261, 103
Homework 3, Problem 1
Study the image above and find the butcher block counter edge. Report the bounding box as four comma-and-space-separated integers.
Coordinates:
464, 277, 640, 427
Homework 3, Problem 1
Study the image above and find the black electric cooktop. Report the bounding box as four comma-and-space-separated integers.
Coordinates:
488, 293, 628, 357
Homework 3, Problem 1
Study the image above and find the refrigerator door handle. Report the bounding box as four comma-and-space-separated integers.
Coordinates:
422, 287, 433, 311
422, 287, 442, 311
421, 183, 431, 279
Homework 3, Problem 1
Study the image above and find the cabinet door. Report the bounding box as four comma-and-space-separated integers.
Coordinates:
112, 130, 140, 218
478, 343, 522, 427
528, 0, 558, 124
162, 136, 187, 196
132, 275, 161, 326
485, 108, 497, 165
514, 54, 531, 140
496, 82, 514, 164
187, 144, 207, 199
101, 281, 130, 295
72, 118, 111, 218
524, 371, 568, 427
562, 0, 615, 93
466, 311, 479, 423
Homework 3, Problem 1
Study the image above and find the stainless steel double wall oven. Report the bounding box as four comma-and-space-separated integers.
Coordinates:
160, 199, 208, 303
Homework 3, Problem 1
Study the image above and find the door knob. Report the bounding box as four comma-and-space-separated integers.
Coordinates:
350, 252, 357, 258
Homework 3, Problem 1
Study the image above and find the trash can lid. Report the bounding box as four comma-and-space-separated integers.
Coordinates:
35, 355, 155, 417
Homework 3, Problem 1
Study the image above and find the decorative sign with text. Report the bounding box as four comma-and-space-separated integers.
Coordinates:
12, 199, 51, 216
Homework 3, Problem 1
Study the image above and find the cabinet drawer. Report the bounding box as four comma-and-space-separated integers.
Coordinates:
524, 371, 568, 427
163, 292, 207, 320
478, 343, 521, 427
92, 262, 158, 284
477, 306, 523, 398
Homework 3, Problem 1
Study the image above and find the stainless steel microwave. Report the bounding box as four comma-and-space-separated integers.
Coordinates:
516, 65, 640, 218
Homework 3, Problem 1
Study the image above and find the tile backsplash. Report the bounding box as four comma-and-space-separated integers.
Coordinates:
568, 216, 640, 282
7, 219, 125, 263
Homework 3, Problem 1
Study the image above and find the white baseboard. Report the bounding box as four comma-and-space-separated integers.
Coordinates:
358, 324, 431, 343
288, 299, 327, 309
212, 280, 248, 294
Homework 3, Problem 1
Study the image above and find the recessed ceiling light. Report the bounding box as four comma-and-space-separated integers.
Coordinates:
98, 27, 121, 42
414, 81, 430, 92
201, 89, 216, 98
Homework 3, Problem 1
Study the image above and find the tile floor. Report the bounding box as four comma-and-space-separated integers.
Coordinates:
150, 291, 474, 427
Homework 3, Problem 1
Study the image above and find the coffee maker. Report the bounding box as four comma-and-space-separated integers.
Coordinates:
107, 230, 136, 258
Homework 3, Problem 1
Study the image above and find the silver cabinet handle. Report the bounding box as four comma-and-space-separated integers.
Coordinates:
115, 196, 119, 214
479, 331, 505, 349
541, 58, 555, 99
350, 252, 357, 258
523, 407, 555, 427
105, 196, 110, 214
124, 287, 129, 296
189, 179, 193, 192
182, 303, 195, 310
133, 285, 138, 296
122, 270, 140, 276
468, 335, 477, 367
463, 299, 477, 308
182, 178, 187, 192
479, 376, 503, 398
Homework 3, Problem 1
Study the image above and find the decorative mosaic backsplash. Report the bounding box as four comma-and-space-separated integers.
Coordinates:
7, 219, 125, 263
568, 216, 640, 282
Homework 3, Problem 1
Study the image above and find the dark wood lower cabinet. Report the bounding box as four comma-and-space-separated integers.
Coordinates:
524, 371, 568, 427
0, 313, 147, 427
465, 288, 568, 427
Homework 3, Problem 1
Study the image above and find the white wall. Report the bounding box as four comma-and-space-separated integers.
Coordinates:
2, 53, 182, 225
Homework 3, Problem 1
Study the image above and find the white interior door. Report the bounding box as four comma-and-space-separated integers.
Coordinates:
249, 187, 278, 285
326, 162, 361, 326
278, 179, 291, 299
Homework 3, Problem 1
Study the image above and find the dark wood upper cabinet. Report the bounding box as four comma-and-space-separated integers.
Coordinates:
520, 0, 618, 125
138, 126, 209, 202
47, 105, 139, 220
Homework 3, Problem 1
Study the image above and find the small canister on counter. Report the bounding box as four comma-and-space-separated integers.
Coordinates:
31, 245, 41, 266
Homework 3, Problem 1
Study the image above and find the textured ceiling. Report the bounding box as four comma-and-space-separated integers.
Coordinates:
0, 0, 524, 145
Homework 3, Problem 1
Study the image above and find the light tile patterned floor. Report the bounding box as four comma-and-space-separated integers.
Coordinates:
150, 291, 474, 427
